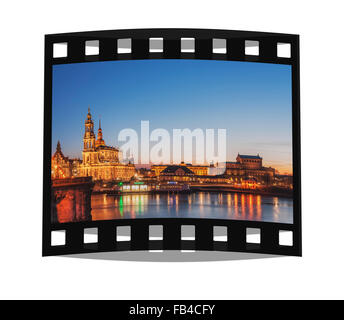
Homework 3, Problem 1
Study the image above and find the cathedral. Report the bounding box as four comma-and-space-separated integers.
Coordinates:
52, 108, 136, 182
79, 108, 136, 181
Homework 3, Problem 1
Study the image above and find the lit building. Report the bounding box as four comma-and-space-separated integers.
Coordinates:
152, 155, 276, 186
51, 141, 72, 179
241, 177, 258, 189
52, 108, 137, 182
79, 108, 136, 181
157, 164, 231, 184
226, 154, 275, 185
152, 162, 209, 176
158, 165, 197, 182
119, 181, 151, 193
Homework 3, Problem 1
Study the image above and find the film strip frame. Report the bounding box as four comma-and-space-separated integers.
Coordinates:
43, 29, 301, 257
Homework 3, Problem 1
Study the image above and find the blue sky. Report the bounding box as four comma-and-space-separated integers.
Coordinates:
52, 59, 292, 174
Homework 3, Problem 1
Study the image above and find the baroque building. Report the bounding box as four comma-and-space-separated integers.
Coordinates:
79, 108, 136, 181
52, 108, 136, 182
51, 141, 81, 179
225, 154, 275, 185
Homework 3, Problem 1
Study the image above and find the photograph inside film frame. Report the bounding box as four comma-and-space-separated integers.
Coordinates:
51, 59, 293, 225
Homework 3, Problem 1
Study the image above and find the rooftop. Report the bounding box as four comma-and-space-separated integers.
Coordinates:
161, 165, 194, 175
238, 154, 262, 160
96, 145, 119, 151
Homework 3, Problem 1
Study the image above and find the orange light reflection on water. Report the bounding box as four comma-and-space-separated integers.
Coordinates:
257, 195, 262, 219
234, 194, 239, 218
90, 192, 273, 222
249, 194, 254, 218
227, 194, 232, 214
241, 194, 246, 218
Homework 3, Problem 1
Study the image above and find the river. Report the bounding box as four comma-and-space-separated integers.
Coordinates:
91, 192, 293, 223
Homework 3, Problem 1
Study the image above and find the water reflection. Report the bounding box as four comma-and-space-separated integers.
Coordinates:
91, 192, 293, 224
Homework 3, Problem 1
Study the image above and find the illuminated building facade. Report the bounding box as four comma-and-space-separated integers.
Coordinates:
119, 181, 150, 193
52, 108, 136, 182
152, 162, 208, 176
51, 141, 81, 179
51, 141, 72, 179
157, 165, 228, 184
226, 154, 275, 185
241, 177, 258, 189
158, 165, 197, 182
79, 108, 136, 181
151, 155, 276, 186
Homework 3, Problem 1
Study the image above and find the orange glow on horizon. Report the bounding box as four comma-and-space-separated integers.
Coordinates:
265, 162, 293, 175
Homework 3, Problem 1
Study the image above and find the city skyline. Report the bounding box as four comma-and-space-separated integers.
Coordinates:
52, 59, 293, 174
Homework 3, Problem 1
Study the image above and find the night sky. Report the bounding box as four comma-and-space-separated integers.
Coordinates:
52, 59, 292, 174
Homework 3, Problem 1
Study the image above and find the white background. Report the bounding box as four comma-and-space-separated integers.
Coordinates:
1, 0, 343, 300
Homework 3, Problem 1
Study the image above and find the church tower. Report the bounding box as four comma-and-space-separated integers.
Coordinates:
82, 107, 96, 166
83, 107, 96, 151
79, 107, 136, 181
95, 119, 105, 147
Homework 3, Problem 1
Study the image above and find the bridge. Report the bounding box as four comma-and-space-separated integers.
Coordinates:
51, 177, 94, 223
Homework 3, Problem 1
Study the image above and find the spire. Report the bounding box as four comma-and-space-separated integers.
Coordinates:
53, 140, 65, 158
87, 106, 92, 121
56, 140, 61, 153
83, 107, 95, 150
96, 116, 105, 147
98, 117, 102, 135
